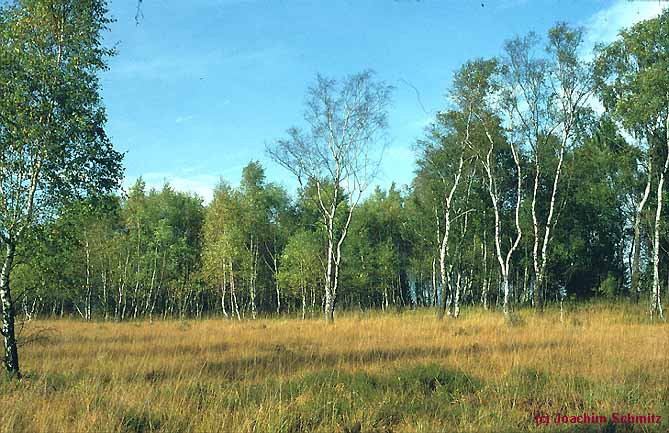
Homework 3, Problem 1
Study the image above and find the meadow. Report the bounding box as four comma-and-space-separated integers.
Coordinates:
1, 303, 668, 433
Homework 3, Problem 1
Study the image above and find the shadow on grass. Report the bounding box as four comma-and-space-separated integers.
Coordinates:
201, 346, 454, 380
272, 363, 481, 433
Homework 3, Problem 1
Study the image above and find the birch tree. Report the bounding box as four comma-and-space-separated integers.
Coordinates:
595, 10, 669, 319
202, 181, 241, 320
502, 23, 591, 310
268, 71, 392, 323
0, 0, 122, 377
464, 58, 523, 316
416, 109, 474, 318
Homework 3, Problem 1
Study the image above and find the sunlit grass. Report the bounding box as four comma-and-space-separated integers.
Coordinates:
1, 302, 667, 432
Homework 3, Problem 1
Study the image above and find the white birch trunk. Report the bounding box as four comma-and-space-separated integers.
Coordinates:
229, 260, 241, 321
220, 265, 228, 318
651, 110, 669, 320
479, 120, 523, 316
437, 141, 466, 319
0, 242, 20, 377
482, 223, 489, 310
531, 161, 541, 307
84, 235, 92, 321
631, 166, 651, 302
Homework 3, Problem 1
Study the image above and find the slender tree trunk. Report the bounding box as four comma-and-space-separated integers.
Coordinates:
132, 280, 140, 320
22, 296, 31, 322
220, 271, 228, 319
150, 251, 166, 320
84, 235, 92, 321
522, 261, 529, 304
102, 268, 108, 321
482, 226, 489, 310
324, 216, 335, 323
311, 286, 316, 317
330, 199, 353, 323
632, 173, 652, 302
331, 246, 342, 322
229, 261, 241, 321
438, 244, 449, 318
453, 271, 462, 318
145, 245, 158, 318
438, 154, 465, 319
132, 225, 142, 320
432, 206, 440, 307
467, 268, 474, 306
651, 112, 669, 320
320, 176, 360, 324
431, 257, 437, 307
481, 126, 523, 317
531, 159, 542, 309
535, 142, 566, 307
0, 242, 20, 377
249, 238, 257, 320
650, 170, 665, 320
120, 251, 130, 321
301, 285, 306, 320
451, 185, 472, 316
273, 255, 281, 315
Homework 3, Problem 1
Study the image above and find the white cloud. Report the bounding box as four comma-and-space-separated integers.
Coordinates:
108, 45, 291, 82
175, 115, 195, 124
122, 161, 256, 204
583, 0, 666, 54
123, 173, 221, 204
580, 1, 666, 114
166, 175, 218, 203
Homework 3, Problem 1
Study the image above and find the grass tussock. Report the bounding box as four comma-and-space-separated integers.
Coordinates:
0, 302, 667, 432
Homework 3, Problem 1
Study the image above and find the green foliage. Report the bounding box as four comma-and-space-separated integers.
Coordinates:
595, 9, 669, 135
202, 162, 292, 316
597, 274, 619, 299
343, 184, 412, 308
6, 8, 669, 321
0, 0, 123, 240
0, 0, 123, 375
278, 230, 322, 312
13, 182, 205, 320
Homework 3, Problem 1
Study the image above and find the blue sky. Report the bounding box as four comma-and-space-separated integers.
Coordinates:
101, 0, 667, 203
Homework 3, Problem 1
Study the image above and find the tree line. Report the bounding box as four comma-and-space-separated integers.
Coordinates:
0, 0, 667, 377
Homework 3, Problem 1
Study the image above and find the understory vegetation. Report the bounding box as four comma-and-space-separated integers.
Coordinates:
1, 303, 667, 433
6, 9, 668, 330
0, 10, 668, 433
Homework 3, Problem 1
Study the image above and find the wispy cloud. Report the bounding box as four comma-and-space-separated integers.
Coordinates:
122, 161, 255, 204
175, 115, 195, 124
166, 175, 219, 203
123, 172, 221, 204
174, 114, 195, 124
583, 0, 666, 54
580, 0, 666, 114
108, 45, 291, 81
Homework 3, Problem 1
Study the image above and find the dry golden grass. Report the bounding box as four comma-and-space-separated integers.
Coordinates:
1, 303, 668, 433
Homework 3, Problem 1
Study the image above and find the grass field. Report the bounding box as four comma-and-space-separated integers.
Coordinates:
1, 303, 668, 433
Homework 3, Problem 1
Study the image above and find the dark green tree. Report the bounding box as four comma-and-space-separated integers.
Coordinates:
595, 9, 669, 319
